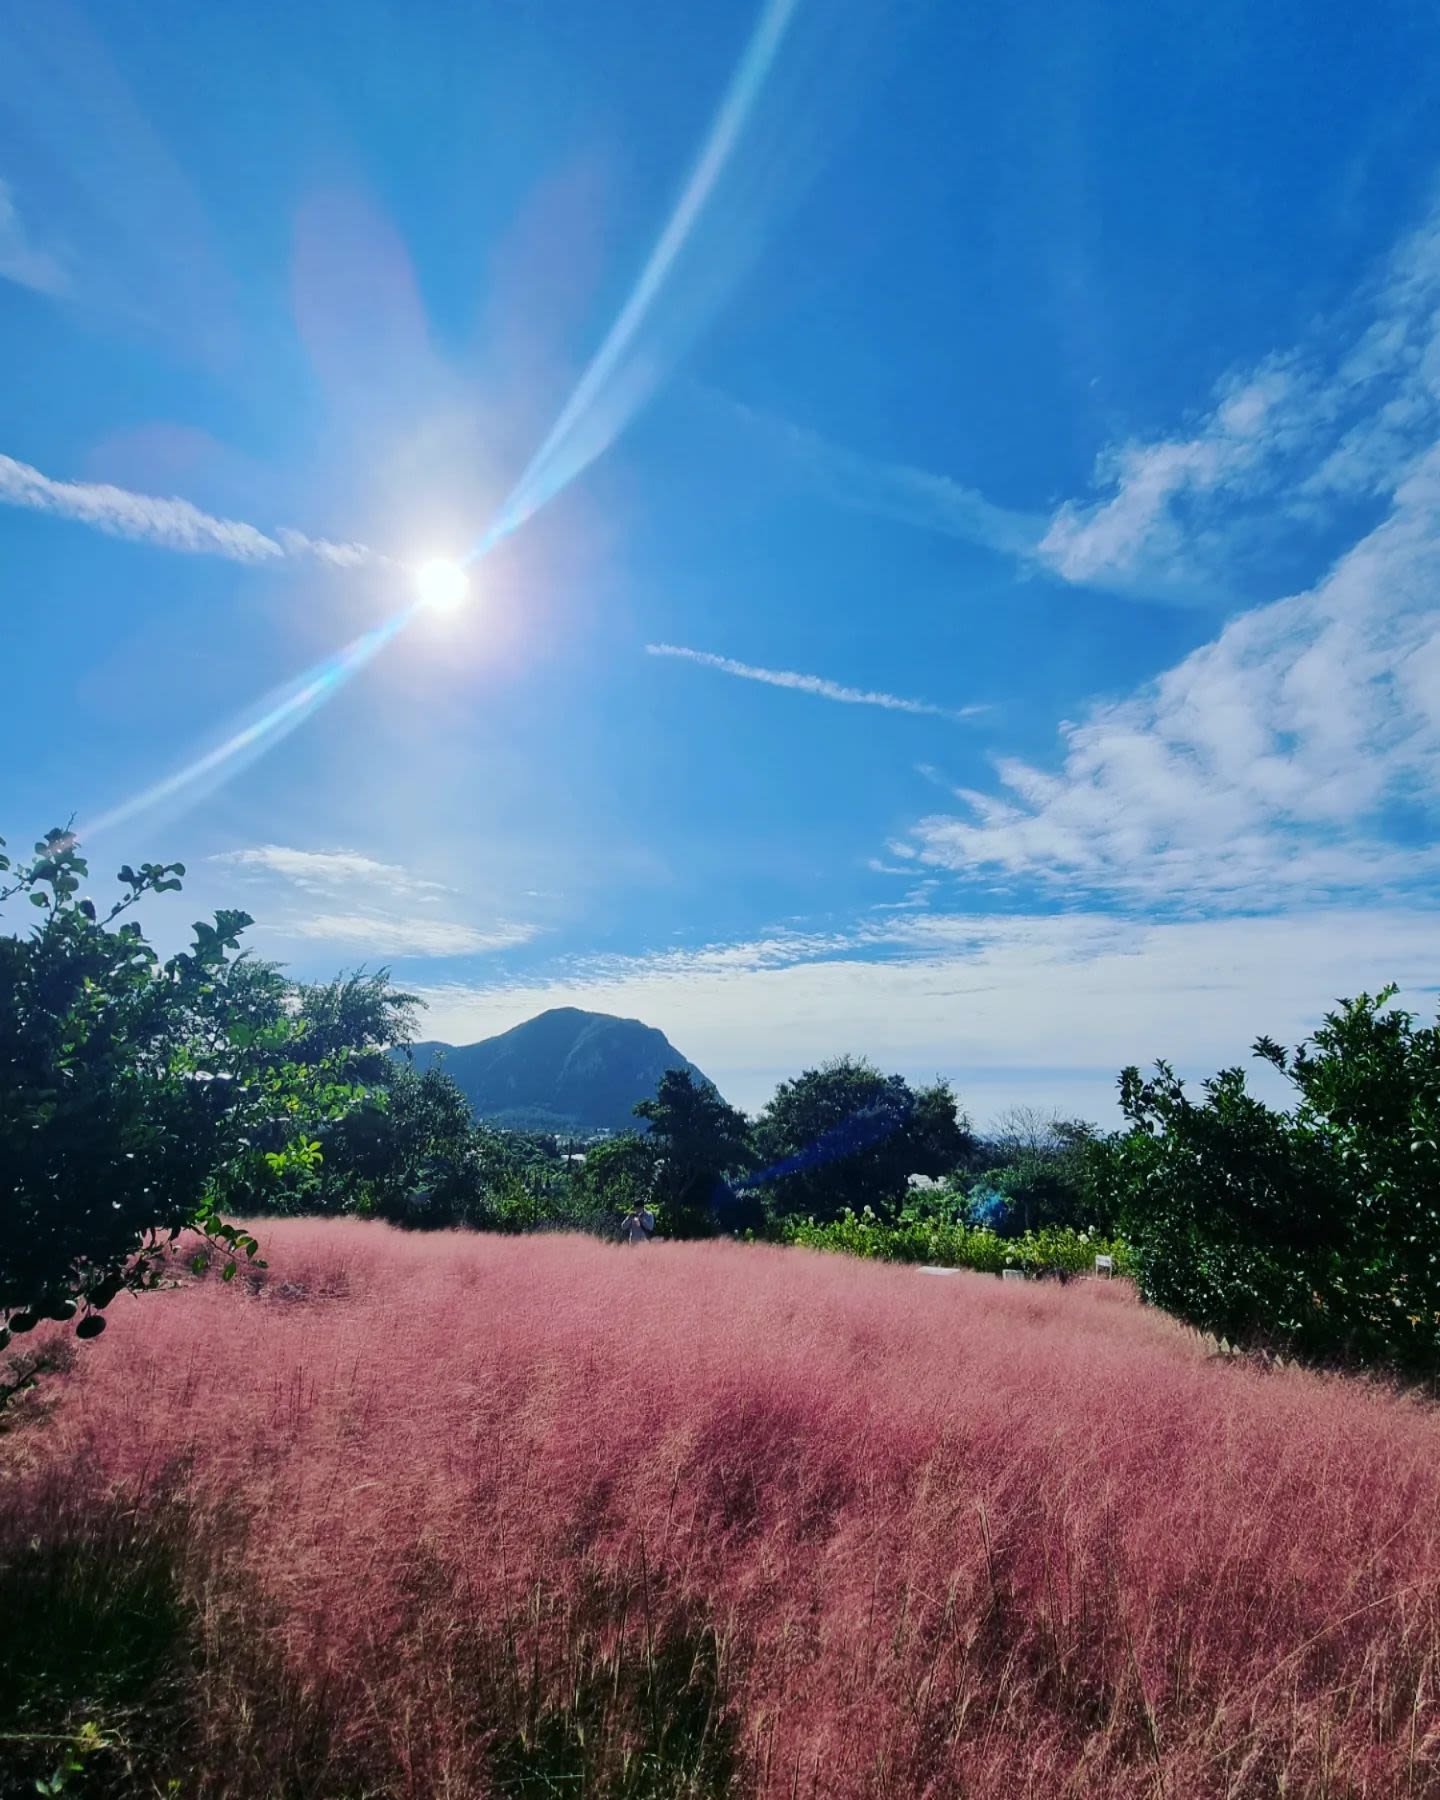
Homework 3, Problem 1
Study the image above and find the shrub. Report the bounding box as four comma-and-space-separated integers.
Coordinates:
0, 829, 352, 1368
1096, 986, 1440, 1375
776, 1207, 1134, 1278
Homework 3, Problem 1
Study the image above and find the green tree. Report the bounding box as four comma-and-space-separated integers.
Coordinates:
634, 1069, 753, 1237
577, 1133, 659, 1217
0, 829, 353, 1369
1094, 987, 1440, 1374
977, 1109, 1105, 1235
210, 965, 425, 1216
291, 970, 420, 1079
320, 1062, 480, 1221
752, 1058, 971, 1225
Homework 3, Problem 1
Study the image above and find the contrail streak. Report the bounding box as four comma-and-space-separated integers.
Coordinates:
646, 643, 985, 722
0, 451, 378, 566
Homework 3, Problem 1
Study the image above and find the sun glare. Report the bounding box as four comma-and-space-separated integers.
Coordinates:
413, 558, 469, 614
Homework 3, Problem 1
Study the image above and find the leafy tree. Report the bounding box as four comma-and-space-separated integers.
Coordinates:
291, 970, 420, 1079
975, 1112, 1105, 1235
208, 965, 425, 1216
577, 1133, 658, 1216
320, 1062, 480, 1221
1094, 987, 1440, 1374
0, 829, 354, 1371
634, 1069, 754, 1237
751, 1058, 971, 1225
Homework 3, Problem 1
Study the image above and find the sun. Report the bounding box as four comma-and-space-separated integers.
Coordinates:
413, 558, 470, 614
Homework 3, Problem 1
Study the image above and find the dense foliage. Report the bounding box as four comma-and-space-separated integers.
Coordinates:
0, 830, 353, 1367
749, 1057, 971, 1223
968, 1107, 1111, 1235
635, 1067, 755, 1236
1097, 987, 1440, 1375
778, 1202, 1133, 1278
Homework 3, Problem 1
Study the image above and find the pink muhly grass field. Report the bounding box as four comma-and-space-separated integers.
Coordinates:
4, 1217, 1440, 1797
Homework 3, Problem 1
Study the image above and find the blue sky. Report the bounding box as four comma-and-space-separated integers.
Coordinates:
4, 0, 1440, 1121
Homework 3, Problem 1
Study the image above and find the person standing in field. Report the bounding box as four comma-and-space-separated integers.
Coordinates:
622, 1205, 655, 1245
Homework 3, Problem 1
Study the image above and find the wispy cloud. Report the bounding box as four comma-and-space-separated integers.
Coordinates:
212, 843, 535, 961
280, 913, 536, 958
211, 845, 450, 901
0, 177, 68, 296
1038, 361, 1302, 586
0, 452, 379, 567
645, 643, 986, 722
715, 195, 1440, 609
718, 395, 1042, 557
1038, 194, 1440, 593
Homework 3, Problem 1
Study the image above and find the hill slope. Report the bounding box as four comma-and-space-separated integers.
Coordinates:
406, 1006, 713, 1132
13, 1222, 1440, 1797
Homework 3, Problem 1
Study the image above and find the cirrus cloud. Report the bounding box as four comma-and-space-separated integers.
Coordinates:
646, 642, 986, 722
0, 451, 380, 567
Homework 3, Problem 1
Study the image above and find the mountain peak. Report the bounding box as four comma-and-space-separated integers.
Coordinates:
407, 1007, 714, 1133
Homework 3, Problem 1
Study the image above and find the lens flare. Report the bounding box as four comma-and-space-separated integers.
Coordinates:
78, 0, 843, 843
413, 558, 469, 613
469, 0, 802, 562
79, 610, 412, 843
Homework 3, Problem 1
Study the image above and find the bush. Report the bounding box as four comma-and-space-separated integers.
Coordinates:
775, 1206, 1134, 1279
0, 829, 353, 1367
1095, 986, 1440, 1375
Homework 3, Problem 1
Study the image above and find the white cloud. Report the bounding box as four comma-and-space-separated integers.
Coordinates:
281, 913, 536, 958
1040, 195, 1440, 592
211, 845, 450, 900
275, 528, 376, 569
212, 843, 533, 961
1038, 362, 1299, 585
0, 451, 378, 567
408, 907, 1439, 1122
0, 178, 67, 296
705, 196, 1440, 609
646, 643, 985, 721
898, 193, 1440, 909
904, 438, 1440, 908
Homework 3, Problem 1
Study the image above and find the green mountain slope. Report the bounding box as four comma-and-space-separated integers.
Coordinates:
405, 1006, 715, 1132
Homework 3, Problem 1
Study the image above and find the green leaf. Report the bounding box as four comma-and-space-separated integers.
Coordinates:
75, 1314, 107, 1340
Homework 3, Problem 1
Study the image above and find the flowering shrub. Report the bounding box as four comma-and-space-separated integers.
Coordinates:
776, 1206, 1135, 1277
